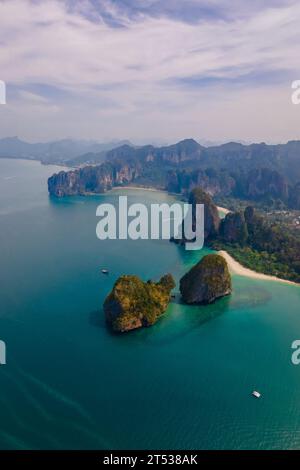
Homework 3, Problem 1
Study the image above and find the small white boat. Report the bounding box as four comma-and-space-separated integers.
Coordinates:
252, 390, 261, 398
101, 269, 109, 274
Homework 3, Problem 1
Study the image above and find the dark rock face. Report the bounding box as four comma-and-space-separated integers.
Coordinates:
244, 168, 289, 201
244, 206, 255, 224
180, 254, 232, 305
103, 274, 175, 333
188, 187, 220, 240
167, 166, 290, 204
166, 168, 236, 197
220, 211, 248, 245
219, 206, 266, 248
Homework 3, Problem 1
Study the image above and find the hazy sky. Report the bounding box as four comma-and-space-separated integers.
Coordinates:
0, 0, 300, 144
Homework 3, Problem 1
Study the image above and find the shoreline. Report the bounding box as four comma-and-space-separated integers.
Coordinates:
110, 185, 183, 197
110, 185, 166, 193
218, 250, 299, 286
217, 206, 231, 215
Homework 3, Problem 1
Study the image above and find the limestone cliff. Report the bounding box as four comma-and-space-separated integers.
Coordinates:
180, 254, 232, 304
48, 161, 141, 197
220, 211, 248, 245
188, 187, 220, 240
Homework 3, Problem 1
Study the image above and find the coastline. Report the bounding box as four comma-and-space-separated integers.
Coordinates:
50, 180, 299, 287
218, 250, 299, 286
110, 185, 165, 193
217, 206, 231, 215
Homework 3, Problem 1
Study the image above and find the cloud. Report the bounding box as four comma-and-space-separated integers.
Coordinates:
0, 0, 299, 142
70, 1, 298, 24
18, 90, 50, 103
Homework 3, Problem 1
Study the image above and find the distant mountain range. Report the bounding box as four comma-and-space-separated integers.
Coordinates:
47, 138, 300, 210
0, 137, 133, 165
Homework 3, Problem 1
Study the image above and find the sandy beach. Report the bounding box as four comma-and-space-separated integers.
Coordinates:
217, 206, 231, 215
216, 206, 298, 286
219, 250, 299, 286
111, 185, 165, 193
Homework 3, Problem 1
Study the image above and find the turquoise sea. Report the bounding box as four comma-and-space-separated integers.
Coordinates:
1, 158, 300, 450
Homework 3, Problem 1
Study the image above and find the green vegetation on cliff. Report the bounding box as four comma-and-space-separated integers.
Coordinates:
173, 187, 220, 246
213, 206, 300, 283
103, 274, 175, 332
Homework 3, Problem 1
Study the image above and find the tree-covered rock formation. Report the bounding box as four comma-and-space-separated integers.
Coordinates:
220, 211, 248, 245
171, 187, 221, 247
180, 254, 232, 305
103, 273, 175, 332
188, 188, 221, 240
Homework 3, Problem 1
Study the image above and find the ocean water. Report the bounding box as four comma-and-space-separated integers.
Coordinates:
1, 158, 300, 449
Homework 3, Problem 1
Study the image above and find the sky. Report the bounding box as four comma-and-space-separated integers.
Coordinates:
0, 0, 300, 144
